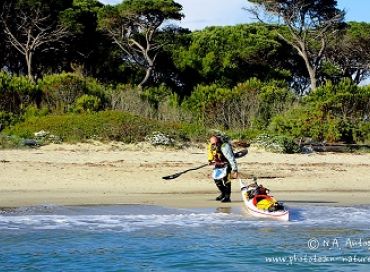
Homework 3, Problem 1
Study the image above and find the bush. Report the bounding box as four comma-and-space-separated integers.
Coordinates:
3, 110, 208, 144
0, 134, 25, 149
23, 105, 50, 119
255, 80, 297, 128
255, 134, 300, 153
355, 121, 370, 144
4, 111, 148, 142
182, 78, 297, 130
0, 111, 21, 129
73, 95, 102, 113
0, 71, 40, 113
269, 107, 342, 142
182, 83, 233, 127
269, 80, 370, 143
38, 73, 107, 113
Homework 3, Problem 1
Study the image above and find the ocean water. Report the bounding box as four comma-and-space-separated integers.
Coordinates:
1, 204, 370, 272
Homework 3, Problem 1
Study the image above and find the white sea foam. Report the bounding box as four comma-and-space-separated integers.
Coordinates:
0, 213, 233, 231
0, 204, 369, 232
289, 205, 370, 228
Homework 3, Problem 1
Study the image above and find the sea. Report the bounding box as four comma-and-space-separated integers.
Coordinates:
0, 204, 370, 272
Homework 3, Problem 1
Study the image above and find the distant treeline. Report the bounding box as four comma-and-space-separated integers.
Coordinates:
0, 0, 369, 148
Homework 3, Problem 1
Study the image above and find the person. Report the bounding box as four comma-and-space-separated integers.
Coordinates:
207, 135, 238, 202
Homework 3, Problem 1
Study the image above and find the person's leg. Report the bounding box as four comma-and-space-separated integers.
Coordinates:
221, 167, 232, 202
221, 178, 231, 202
214, 179, 226, 201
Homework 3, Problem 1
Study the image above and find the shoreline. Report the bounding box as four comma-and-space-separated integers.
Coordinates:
1, 191, 370, 210
1, 143, 369, 209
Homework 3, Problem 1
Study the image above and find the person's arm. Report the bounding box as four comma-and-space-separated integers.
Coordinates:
221, 143, 238, 172
207, 143, 214, 164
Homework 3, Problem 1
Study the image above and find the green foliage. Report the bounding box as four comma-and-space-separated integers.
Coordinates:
225, 128, 262, 143
1, 68, 368, 149
108, 84, 182, 121
319, 60, 342, 79
15, 0, 73, 14
255, 134, 300, 153
182, 83, 231, 126
326, 22, 370, 85
355, 121, 370, 143
3, 110, 207, 144
249, 0, 345, 37
38, 72, 107, 113
255, 80, 297, 128
119, 0, 183, 20
73, 95, 102, 113
0, 134, 26, 149
98, 0, 184, 86
23, 105, 49, 119
249, 0, 345, 90
182, 78, 296, 130
269, 79, 370, 143
305, 79, 370, 121
4, 111, 152, 142
2, 0, 74, 81
0, 111, 20, 128
0, 71, 40, 113
172, 24, 288, 88
269, 107, 342, 142
141, 85, 172, 110
61, 0, 102, 33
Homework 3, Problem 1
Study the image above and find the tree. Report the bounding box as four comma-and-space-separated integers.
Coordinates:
59, 0, 116, 78
0, 0, 72, 82
150, 26, 192, 93
171, 24, 294, 91
325, 22, 370, 85
98, 0, 183, 88
247, 0, 345, 91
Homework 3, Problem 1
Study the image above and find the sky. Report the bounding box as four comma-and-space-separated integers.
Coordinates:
99, 0, 370, 31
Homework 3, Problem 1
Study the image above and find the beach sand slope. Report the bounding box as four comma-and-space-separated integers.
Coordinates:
1, 143, 369, 208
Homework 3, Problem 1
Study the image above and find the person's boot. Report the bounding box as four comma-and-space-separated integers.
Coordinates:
221, 196, 231, 203
215, 180, 226, 201
216, 194, 225, 201
221, 181, 231, 203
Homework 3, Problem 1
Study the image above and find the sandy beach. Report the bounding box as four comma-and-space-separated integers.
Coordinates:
1, 142, 369, 208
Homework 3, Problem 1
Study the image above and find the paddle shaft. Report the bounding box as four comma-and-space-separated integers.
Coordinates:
162, 163, 209, 180
162, 149, 248, 180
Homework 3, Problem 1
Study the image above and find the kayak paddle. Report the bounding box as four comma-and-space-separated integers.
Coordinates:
162, 163, 209, 180
162, 149, 248, 180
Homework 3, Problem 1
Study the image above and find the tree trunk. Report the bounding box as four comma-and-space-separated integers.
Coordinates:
138, 53, 154, 88
26, 50, 35, 83
307, 65, 317, 91
300, 49, 317, 91
138, 66, 152, 88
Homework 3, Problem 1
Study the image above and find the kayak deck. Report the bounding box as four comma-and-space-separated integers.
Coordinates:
240, 180, 289, 221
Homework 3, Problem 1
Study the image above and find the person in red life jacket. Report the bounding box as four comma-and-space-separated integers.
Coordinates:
207, 135, 238, 202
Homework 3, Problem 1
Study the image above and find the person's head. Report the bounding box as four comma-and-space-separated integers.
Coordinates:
209, 135, 220, 150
